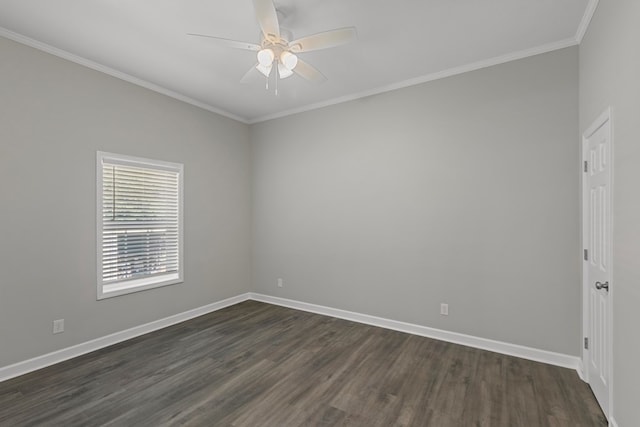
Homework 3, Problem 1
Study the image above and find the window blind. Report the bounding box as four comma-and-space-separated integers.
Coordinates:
100, 157, 181, 288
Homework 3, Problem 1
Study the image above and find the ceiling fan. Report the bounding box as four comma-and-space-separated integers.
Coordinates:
188, 0, 357, 88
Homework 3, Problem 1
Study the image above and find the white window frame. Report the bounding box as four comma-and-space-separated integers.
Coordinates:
96, 151, 184, 300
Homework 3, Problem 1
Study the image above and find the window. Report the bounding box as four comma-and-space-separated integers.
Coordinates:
97, 152, 183, 299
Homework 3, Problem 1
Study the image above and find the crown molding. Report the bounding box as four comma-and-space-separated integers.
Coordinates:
575, 0, 600, 43
248, 37, 578, 124
2, 21, 585, 126
0, 27, 248, 124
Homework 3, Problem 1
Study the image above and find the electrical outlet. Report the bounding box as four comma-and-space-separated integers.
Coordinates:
277, 278, 283, 288
440, 303, 449, 316
53, 319, 65, 334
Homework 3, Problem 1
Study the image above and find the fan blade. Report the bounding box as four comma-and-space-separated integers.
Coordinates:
293, 59, 327, 84
187, 34, 260, 51
289, 27, 357, 53
240, 64, 259, 84
252, 0, 280, 41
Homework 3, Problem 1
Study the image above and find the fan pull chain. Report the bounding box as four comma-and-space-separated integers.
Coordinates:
275, 70, 279, 96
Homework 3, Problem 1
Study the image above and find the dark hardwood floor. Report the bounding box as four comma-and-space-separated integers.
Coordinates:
0, 301, 606, 426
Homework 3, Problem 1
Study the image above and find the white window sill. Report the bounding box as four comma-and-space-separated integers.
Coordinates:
98, 273, 182, 300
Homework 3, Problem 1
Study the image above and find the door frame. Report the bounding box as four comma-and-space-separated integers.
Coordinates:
581, 107, 614, 419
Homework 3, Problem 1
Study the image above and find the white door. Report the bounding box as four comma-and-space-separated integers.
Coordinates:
583, 110, 612, 418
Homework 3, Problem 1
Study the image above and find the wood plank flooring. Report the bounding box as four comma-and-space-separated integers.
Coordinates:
0, 301, 606, 426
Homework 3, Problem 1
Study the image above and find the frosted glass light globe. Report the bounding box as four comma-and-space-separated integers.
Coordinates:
280, 51, 298, 70
257, 49, 275, 66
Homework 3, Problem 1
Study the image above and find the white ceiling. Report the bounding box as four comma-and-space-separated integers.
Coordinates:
0, 0, 594, 123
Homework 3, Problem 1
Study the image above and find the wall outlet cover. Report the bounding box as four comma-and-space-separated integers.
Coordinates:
440, 304, 449, 316
53, 319, 65, 334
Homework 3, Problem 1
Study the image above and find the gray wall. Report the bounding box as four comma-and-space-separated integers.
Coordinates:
0, 30, 587, 378
0, 36, 252, 367
251, 47, 580, 355
580, 1, 640, 425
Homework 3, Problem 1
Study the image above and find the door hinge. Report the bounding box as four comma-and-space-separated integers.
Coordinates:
584, 337, 589, 350
584, 249, 588, 261
584, 160, 588, 173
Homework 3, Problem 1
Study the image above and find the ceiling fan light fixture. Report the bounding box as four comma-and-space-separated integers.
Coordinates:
280, 51, 298, 70
257, 48, 275, 66
278, 63, 294, 79
256, 63, 273, 77
188, 0, 356, 90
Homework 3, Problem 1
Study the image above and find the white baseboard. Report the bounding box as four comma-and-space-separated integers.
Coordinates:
0, 293, 251, 383
576, 359, 586, 381
249, 293, 582, 372
0, 291, 583, 384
